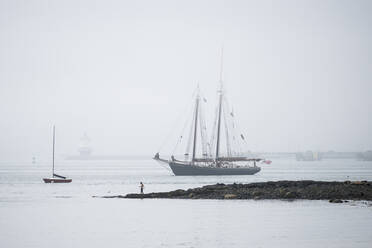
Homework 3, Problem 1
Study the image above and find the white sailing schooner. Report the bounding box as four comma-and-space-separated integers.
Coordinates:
154, 53, 262, 176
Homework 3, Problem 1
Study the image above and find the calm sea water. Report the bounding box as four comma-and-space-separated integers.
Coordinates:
1, 158, 372, 247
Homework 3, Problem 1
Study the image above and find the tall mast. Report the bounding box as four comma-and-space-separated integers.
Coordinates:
192, 91, 200, 162
215, 48, 224, 163
219, 47, 224, 83
52, 125, 55, 177
215, 89, 223, 161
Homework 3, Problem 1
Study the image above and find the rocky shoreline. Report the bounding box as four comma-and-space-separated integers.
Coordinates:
99, 180, 372, 203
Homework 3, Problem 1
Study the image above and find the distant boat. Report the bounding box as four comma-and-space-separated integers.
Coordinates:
357, 150, 372, 161
43, 126, 72, 183
295, 151, 322, 161
154, 51, 262, 176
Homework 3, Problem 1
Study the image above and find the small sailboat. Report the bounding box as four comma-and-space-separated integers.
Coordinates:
43, 126, 72, 183
154, 52, 263, 176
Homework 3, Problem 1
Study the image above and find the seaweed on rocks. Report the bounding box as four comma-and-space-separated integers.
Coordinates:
98, 180, 372, 202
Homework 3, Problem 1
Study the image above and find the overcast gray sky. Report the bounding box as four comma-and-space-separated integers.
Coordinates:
0, 0, 371, 161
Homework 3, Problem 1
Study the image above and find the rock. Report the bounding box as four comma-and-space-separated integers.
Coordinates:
350, 181, 370, 185
252, 191, 262, 197
170, 189, 186, 197
351, 181, 363, 185
329, 199, 343, 203
284, 191, 298, 199
224, 194, 237, 199
108, 180, 372, 201
279, 188, 288, 197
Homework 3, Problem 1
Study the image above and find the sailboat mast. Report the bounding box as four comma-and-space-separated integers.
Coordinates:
192, 93, 200, 162
215, 91, 222, 161
52, 125, 55, 177
215, 48, 224, 163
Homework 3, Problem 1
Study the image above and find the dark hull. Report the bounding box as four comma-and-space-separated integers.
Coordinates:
43, 178, 72, 183
169, 161, 260, 176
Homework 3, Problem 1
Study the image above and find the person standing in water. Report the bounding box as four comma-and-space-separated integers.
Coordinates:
140, 182, 144, 194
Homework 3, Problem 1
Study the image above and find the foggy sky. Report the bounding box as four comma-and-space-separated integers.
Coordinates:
0, 0, 371, 161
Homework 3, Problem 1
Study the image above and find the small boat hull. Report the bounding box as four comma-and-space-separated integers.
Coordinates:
43, 178, 72, 183
169, 161, 261, 176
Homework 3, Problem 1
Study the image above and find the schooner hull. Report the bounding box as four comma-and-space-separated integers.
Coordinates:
168, 161, 261, 176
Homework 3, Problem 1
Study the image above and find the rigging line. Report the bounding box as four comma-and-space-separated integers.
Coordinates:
185, 102, 196, 157
229, 104, 249, 155
171, 87, 200, 156
157, 88, 197, 153
198, 90, 211, 158
156, 161, 173, 173
224, 96, 240, 156
191, 92, 200, 162
198, 94, 208, 157
172, 107, 194, 156
209, 101, 219, 156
